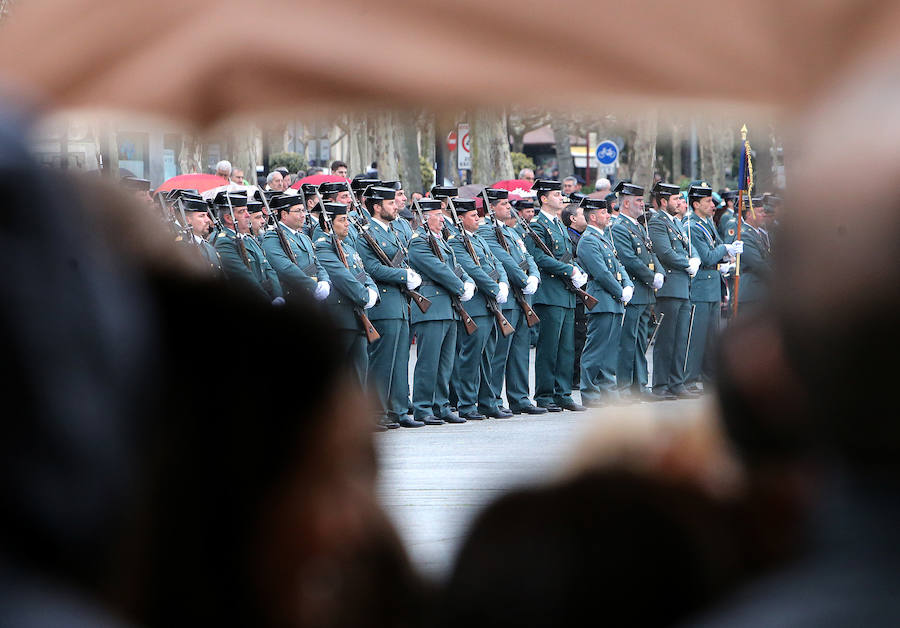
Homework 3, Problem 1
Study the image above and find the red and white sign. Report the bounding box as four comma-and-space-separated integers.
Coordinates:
458, 123, 471, 170
447, 131, 457, 152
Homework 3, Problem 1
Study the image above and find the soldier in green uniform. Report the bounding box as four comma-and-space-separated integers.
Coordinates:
355, 186, 424, 428
648, 185, 700, 399
430, 185, 459, 239
479, 189, 545, 415
212, 191, 284, 304
611, 183, 665, 401
301, 183, 323, 239
448, 198, 510, 420
247, 197, 268, 239
686, 184, 743, 391
407, 199, 475, 424
311, 181, 354, 241
512, 198, 541, 348
314, 202, 379, 391
261, 194, 331, 303
383, 180, 414, 244
178, 196, 223, 275
717, 190, 739, 243
577, 198, 634, 406
526, 180, 589, 412
734, 197, 771, 311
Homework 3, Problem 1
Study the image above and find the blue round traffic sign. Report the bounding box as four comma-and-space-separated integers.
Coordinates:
595, 140, 618, 165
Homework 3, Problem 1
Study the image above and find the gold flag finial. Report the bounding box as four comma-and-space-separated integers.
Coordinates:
740, 124, 748, 140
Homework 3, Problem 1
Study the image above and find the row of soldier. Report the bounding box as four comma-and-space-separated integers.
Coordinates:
127, 173, 776, 429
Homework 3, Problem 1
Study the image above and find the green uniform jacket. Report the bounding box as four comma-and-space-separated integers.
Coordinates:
688, 215, 728, 303
407, 227, 472, 324
737, 224, 771, 303
214, 227, 282, 302
477, 222, 536, 311
355, 219, 410, 321
577, 227, 633, 314
394, 215, 414, 245
449, 229, 509, 318
611, 217, 660, 306
178, 234, 223, 276
649, 212, 691, 300
526, 211, 578, 308
261, 223, 328, 300
314, 233, 376, 330
718, 210, 737, 243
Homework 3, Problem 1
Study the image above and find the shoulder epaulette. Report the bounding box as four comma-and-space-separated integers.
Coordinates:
410, 232, 419, 239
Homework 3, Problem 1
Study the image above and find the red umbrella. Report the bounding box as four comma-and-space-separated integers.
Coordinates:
491, 179, 535, 201
155, 173, 229, 194
290, 173, 345, 189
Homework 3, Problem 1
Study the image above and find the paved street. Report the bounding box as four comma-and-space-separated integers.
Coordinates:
375, 344, 701, 581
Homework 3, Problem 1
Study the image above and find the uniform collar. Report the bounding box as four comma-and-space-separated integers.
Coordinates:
539, 209, 558, 222
371, 216, 391, 231
586, 224, 604, 236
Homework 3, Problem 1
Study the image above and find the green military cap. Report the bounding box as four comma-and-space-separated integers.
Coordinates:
484, 188, 509, 201
366, 186, 396, 201
581, 198, 608, 210
453, 198, 478, 213
431, 185, 458, 199
212, 191, 248, 207
511, 198, 534, 210
417, 199, 443, 211
181, 198, 211, 212
270, 194, 305, 211
318, 181, 349, 195
322, 202, 348, 217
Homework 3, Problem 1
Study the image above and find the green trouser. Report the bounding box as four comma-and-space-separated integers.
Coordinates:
533, 304, 574, 406
338, 329, 368, 389
580, 312, 623, 403
653, 297, 691, 392
452, 314, 494, 414
489, 307, 529, 409
411, 320, 457, 419
368, 318, 410, 419
617, 303, 651, 392
686, 301, 719, 385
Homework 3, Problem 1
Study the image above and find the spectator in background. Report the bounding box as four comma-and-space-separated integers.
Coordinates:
518, 168, 535, 183
562, 203, 588, 389
216, 159, 232, 180
331, 160, 349, 177
266, 171, 285, 192
231, 168, 245, 185
283, 173, 295, 189
590, 177, 611, 199
562, 176, 578, 197
574, 175, 585, 193
295, 170, 306, 180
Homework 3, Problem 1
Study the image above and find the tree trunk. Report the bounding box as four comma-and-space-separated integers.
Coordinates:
179, 133, 203, 174
551, 115, 574, 179
671, 121, 683, 180
346, 114, 368, 176
699, 118, 733, 191
472, 107, 514, 185
630, 111, 657, 186
392, 109, 423, 194
371, 110, 399, 181
436, 111, 461, 187
230, 121, 257, 185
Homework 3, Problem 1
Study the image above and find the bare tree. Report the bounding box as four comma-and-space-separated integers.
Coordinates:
178, 134, 203, 174
393, 109, 423, 193
629, 111, 658, 186
551, 114, 574, 179
471, 107, 514, 185
371, 110, 398, 181
230, 121, 258, 184
508, 106, 550, 153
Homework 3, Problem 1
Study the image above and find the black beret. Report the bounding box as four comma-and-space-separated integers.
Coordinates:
512, 199, 534, 210
652, 182, 681, 197
484, 188, 509, 201
431, 185, 458, 199
380, 180, 402, 190
323, 202, 348, 217
213, 191, 248, 208
246, 200, 264, 213
688, 184, 713, 199
121, 177, 151, 191
417, 199, 443, 211
581, 198, 608, 210
271, 194, 305, 210
181, 198, 210, 213
366, 186, 397, 201
618, 182, 645, 196
319, 181, 349, 195
452, 198, 478, 212
533, 179, 562, 193
351, 177, 381, 192
301, 183, 319, 197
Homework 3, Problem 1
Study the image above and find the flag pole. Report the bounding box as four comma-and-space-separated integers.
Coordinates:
732, 124, 752, 319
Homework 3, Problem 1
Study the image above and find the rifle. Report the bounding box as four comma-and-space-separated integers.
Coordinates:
648, 311, 665, 348
447, 198, 514, 337
317, 192, 380, 343
347, 211, 432, 314
224, 192, 252, 271
157, 192, 181, 237
173, 196, 200, 249
413, 198, 477, 335
511, 207, 599, 310
481, 190, 539, 328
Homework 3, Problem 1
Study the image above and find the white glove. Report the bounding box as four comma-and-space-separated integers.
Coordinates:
365, 287, 378, 309
406, 269, 422, 290
271, 296, 285, 307
726, 240, 744, 256
461, 281, 476, 302
571, 268, 588, 289
652, 273, 664, 290
719, 262, 735, 276
622, 285, 634, 304
523, 275, 540, 295
687, 257, 701, 277
497, 282, 509, 304
314, 280, 330, 301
